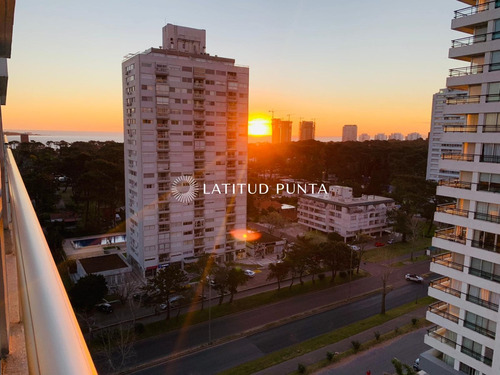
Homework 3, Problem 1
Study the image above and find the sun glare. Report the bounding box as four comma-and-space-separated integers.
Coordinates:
248, 118, 271, 137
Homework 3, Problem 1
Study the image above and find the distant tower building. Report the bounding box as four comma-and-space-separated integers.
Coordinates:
122, 24, 249, 277
20, 133, 29, 143
406, 132, 423, 141
358, 133, 370, 142
272, 118, 292, 143
425, 88, 465, 181
342, 124, 357, 142
299, 121, 315, 141
389, 133, 404, 141
374, 133, 387, 141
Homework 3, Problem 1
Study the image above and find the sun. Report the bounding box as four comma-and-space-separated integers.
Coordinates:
248, 118, 271, 137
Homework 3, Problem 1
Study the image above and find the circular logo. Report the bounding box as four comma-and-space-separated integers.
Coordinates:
171, 176, 198, 203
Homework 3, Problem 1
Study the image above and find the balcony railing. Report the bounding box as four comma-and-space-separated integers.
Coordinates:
480, 154, 500, 164
5, 148, 97, 374
443, 124, 478, 133
435, 228, 467, 245
429, 277, 462, 297
470, 239, 500, 253
441, 153, 475, 162
461, 346, 493, 366
464, 320, 496, 339
436, 203, 469, 217
438, 179, 472, 190
449, 64, 485, 76
474, 211, 500, 223
427, 326, 457, 348
428, 301, 460, 323
451, 33, 488, 48
454, 1, 493, 19
466, 293, 499, 312
469, 266, 500, 283
431, 253, 464, 271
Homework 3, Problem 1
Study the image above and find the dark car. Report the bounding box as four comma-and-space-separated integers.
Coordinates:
96, 302, 113, 314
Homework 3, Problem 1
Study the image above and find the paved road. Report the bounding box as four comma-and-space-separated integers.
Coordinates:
317, 327, 430, 375
125, 280, 430, 374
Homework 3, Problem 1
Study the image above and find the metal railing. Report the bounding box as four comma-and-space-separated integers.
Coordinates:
438, 179, 472, 190
466, 293, 499, 312
461, 345, 493, 366
5, 148, 97, 374
431, 253, 464, 271
469, 266, 500, 283
434, 228, 467, 245
454, 1, 494, 19
427, 325, 457, 348
474, 211, 500, 223
441, 153, 475, 162
443, 124, 478, 133
436, 203, 469, 217
429, 277, 462, 297
451, 33, 488, 48
463, 320, 496, 339
480, 154, 500, 164
428, 301, 460, 323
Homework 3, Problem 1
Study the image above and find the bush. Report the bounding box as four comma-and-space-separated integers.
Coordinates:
134, 322, 145, 335
297, 363, 306, 373
374, 331, 381, 341
326, 351, 334, 361
318, 273, 325, 281
351, 340, 361, 352
411, 317, 418, 326
339, 271, 347, 279
394, 326, 400, 334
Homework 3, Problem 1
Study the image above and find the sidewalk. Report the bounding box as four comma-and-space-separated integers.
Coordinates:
254, 305, 428, 375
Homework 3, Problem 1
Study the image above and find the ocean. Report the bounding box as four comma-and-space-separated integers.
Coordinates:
6, 130, 124, 144
5, 130, 341, 145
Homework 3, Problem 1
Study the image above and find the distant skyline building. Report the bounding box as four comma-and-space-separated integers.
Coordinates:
388, 132, 404, 141
358, 133, 370, 142
299, 120, 315, 141
406, 132, 423, 141
272, 118, 292, 143
425, 88, 465, 181
122, 24, 249, 277
421, 3, 500, 375
374, 133, 387, 141
342, 124, 357, 142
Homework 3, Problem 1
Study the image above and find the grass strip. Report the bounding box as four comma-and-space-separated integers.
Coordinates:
219, 296, 433, 375
292, 317, 432, 374
364, 237, 431, 263
91, 271, 367, 347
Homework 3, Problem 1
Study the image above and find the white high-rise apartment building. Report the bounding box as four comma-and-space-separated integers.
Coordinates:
421, 3, 500, 374
374, 133, 387, 141
389, 132, 404, 141
342, 124, 357, 142
426, 89, 466, 182
299, 120, 315, 141
122, 24, 249, 277
358, 133, 370, 142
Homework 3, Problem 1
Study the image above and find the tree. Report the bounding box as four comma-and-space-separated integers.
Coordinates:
408, 216, 424, 262
391, 358, 417, 375
288, 236, 312, 286
212, 264, 231, 305
98, 324, 136, 372
142, 265, 187, 320
267, 261, 289, 290
115, 273, 142, 305
319, 240, 351, 283
260, 211, 287, 235
353, 232, 372, 274
194, 254, 214, 310
70, 274, 108, 311
227, 268, 249, 303
380, 267, 393, 314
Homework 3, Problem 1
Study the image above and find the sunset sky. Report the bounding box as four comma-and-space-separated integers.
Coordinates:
4, 0, 460, 138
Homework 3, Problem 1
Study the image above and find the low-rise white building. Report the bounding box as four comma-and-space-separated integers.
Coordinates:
297, 186, 395, 241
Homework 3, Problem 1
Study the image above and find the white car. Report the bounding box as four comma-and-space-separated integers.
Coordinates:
349, 245, 360, 251
160, 295, 183, 310
405, 274, 423, 283
244, 269, 255, 277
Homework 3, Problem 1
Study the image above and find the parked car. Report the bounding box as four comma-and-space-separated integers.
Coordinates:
96, 302, 113, 314
349, 245, 360, 251
405, 273, 424, 283
160, 295, 184, 310
387, 238, 395, 244
374, 242, 385, 247
244, 269, 255, 277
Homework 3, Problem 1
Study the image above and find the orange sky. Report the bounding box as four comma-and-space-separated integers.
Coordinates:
3, 1, 458, 138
